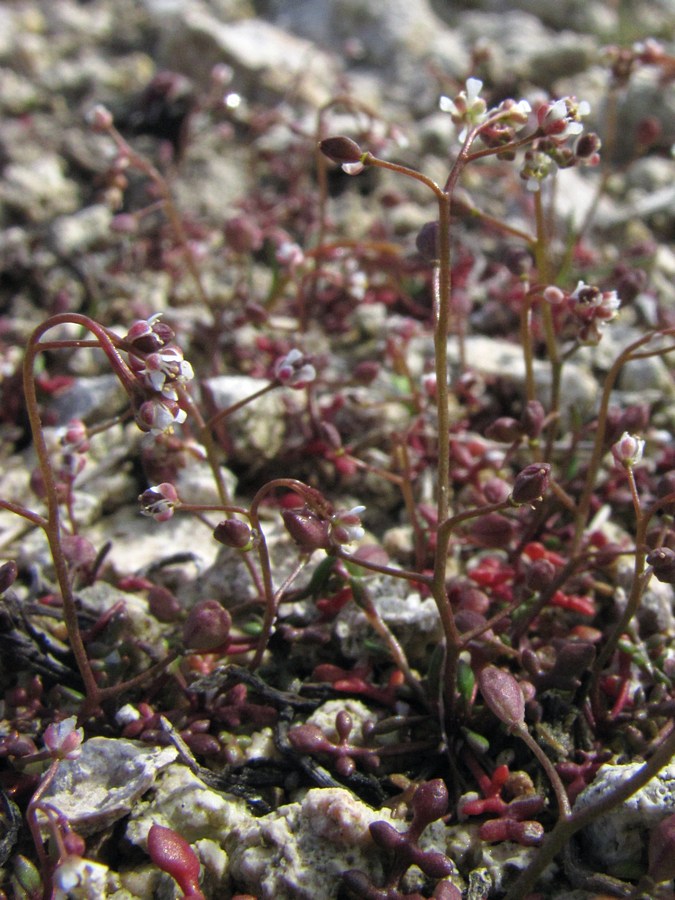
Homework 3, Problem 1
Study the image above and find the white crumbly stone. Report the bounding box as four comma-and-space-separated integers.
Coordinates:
126, 763, 253, 846
53, 857, 114, 900
574, 762, 675, 877
227, 787, 393, 899
39, 738, 178, 837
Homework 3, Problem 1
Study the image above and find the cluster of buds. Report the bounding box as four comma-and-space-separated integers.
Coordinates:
544, 280, 620, 344
282, 500, 366, 552
520, 95, 599, 190
125, 314, 194, 437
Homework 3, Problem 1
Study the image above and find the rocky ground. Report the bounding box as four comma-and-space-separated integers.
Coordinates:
0, 0, 674, 898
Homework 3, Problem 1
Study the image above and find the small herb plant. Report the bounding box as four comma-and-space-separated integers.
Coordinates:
0, 34, 674, 900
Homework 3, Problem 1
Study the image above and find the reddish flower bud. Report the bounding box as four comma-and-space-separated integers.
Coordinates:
647, 547, 675, 584
485, 416, 522, 443
281, 508, 329, 551
213, 519, 254, 550
319, 135, 364, 165
525, 558, 556, 592
416, 221, 440, 261
60, 534, 97, 572
0, 560, 18, 594
520, 400, 545, 439
511, 463, 551, 505
148, 585, 182, 622
88, 104, 113, 132
224, 216, 264, 253
470, 513, 515, 548
479, 665, 525, 730
183, 600, 231, 651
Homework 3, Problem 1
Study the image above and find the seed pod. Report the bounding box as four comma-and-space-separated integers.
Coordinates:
479, 665, 525, 730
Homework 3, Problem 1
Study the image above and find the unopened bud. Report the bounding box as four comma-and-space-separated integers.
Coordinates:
281, 508, 329, 551
88, 104, 113, 132
183, 600, 231, 650
485, 416, 522, 443
319, 135, 364, 165
525, 557, 556, 591
213, 519, 255, 550
511, 463, 551, 505
415, 221, 440, 262
647, 547, 675, 584
0, 560, 18, 594
520, 400, 545, 439
611, 432, 645, 469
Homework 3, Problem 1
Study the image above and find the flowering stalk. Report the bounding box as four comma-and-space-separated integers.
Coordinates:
22, 315, 185, 714
572, 327, 675, 554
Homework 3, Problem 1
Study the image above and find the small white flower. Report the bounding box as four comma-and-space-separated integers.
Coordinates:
275, 349, 316, 388
611, 432, 645, 469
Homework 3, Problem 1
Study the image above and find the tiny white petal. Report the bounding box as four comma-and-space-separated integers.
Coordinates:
466, 78, 483, 102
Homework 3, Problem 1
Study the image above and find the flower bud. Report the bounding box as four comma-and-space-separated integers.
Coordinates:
511, 463, 551, 505
611, 432, 645, 469
148, 585, 182, 622
213, 519, 254, 550
88, 104, 113, 132
415, 221, 440, 262
183, 600, 231, 650
138, 483, 179, 522
43, 716, 84, 760
281, 508, 330, 551
470, 513, 515, 548
485, 416, 522, 443
319, 136, 364, 165
647, 547, 675, 584
0, 560, 18, 594
525, 558, 556, 592
520, 400, 545, 439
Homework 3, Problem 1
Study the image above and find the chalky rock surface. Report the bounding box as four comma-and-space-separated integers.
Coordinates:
574, 762, 675, 877
39, 738, 177, 837
226, 787, 394, 899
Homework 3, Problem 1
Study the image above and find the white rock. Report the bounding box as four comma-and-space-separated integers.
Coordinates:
574, 762, 675, 877
227, 787, 392, 899
40, 739, 178, 837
